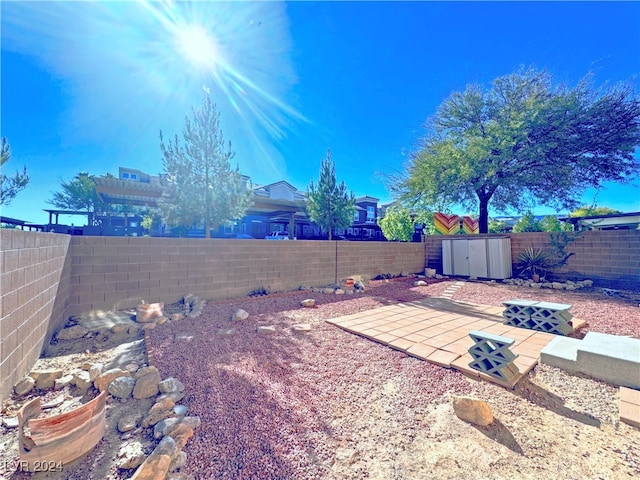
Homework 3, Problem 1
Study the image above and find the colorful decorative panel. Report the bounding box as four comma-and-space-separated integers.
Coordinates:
434, 213, 460, 235
462, 216, 479, 234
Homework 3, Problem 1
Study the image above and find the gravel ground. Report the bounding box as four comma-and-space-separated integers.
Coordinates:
147, 278, 640, 480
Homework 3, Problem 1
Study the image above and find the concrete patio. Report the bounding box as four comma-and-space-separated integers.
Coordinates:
327, 297, 587, 389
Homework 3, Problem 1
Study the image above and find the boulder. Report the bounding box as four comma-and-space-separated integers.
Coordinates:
171, 313, 185, 322
158, 391, 185, 404
56, 325, 90, 341
452, 396, 494, 426
109, 376, 136, 398
73, 371, 92, 391
134, 366, 159, 380
159, 377, 185, 394
87, 363, 103, 381
413, 280, 427, 286
29, 369, 63, 390
180, 416, 201, 430
94, 368, 129, 392
169, 451, 187, 472
173, 405, 189, 417
323, 288, 335, 294
168, 424, 194, 449
54, 374, 75, 390
335, 289, 345, 295
111, 323, 130, 334
154, 435, 179, 459
14, 376, 35, 396
552, 282, 565, 290
117, 440, 147, 470
154, 417, 181, 439
136, 302, 164, 323
130, 453, 172, 480
118, 413, 143, 433
142, 397, 176, 427
301, 299, 316, 308
257, 325, 276, 334
231, 309, 249, 321
133, 370, 162, 399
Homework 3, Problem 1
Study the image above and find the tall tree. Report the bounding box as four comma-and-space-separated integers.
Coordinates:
0, 137, 29, 206
568, 205, 622, 217
390, 67, 640, 233
306, 150, 356, 240
378, 206, 415, 241
159, 92, 251, 238
48, 172, 105, 217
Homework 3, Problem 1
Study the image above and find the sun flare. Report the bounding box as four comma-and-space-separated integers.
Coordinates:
174, 24, 218, 69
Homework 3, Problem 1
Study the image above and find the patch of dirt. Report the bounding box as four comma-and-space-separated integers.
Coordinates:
1, 278, 639, 479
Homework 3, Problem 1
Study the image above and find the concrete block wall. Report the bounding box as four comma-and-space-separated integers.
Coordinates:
425, 230, 640, 288
0, 230, 71, 400
66, 237, 427, 317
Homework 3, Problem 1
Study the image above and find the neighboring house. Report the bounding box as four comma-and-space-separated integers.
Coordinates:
92, 168, 388, 240
561, 212, 640, 231
345, 196, 383, 240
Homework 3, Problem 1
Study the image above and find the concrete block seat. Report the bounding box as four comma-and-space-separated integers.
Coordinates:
540, 332, 640, 389
502, 299, 585, 335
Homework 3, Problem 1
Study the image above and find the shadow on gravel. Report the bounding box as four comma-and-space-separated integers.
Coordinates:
514, 379, 601, 427
473, 419, 524, 454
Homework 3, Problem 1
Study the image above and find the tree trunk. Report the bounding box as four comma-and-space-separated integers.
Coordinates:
479, 198, 489, 234
328, 228, 332, 241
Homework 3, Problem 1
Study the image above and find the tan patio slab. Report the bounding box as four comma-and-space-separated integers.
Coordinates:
620, 387, 640, 429
328, 297, 561, 389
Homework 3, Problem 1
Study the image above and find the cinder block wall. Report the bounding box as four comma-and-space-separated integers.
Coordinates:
66, 237, 427, 317
0, 230, 71, 400
425, 230, 640, 288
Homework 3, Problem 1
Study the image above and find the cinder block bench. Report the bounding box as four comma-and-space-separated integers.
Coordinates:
468, 330, 520, 384
502, 300, 574, 335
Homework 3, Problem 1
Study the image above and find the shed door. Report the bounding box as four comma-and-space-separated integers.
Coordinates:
468, 239, 488, 278
452, 240, 470, 276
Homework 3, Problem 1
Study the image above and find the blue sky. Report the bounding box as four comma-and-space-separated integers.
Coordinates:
2, 1, 639, 226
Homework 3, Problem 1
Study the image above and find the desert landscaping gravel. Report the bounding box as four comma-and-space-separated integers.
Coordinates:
145, 278, 640, 480
1, 278, 638, 479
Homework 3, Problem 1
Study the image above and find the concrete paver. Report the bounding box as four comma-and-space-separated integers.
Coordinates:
327, 297, 559, 388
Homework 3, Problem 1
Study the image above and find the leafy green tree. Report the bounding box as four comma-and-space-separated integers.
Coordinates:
390, 67, 640, 233
0, 137, 29, 205
159, 92, 251, 238
539, 215, 573, 232
512, 211, 543, 232
49, 172, 105, 215
306, 149, 356, 240
379, 206, 415, 241
568, 205, 622, 217
488, 219, 508, 233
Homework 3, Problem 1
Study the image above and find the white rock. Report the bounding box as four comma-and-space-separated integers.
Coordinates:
54, 374, 75, 390
2, 417, 19, 428
335, 289, 345, 295
231, 309, 249, 321
257, 326, 276, 334
14, 376, 35, 396
73, 371, 92, 390
109, 376, 136, 398
159, 377, 185, 394
413, 280, 427, 286
56, 325, 90, 341
292, 324, 312, 333
301, 299, 316, 308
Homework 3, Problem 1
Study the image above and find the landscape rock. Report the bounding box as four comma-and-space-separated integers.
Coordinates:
128, 324, 141, 335
109, 376, 136, 398
452, 396, 494, 426
117, 440, 147, 470
111, 323, 130, 334
323, 288, 335, 294
56, 325, 90, 341
154, 417, 181, 439
118, 413, 142, 433
552, 282, 565, 290
130, 452, 172, 480
133, 370, 162, 399
180, 416, 201, 430
159, 377, 185, 394
14, 376, 35, 396
141, 323, 157, 331
154, 435, 179, 459
257, 325, 276, 334
29, 369, 63, 390
168, 424, 195, 449
169, 451, 187, 472
231, 308, 249, 321
134, 366, 159, 379
42, 395, 65, 409
292, 323, 312, 333
136, 302, 164, 323
156, 316, 169, 325
173, 405, 189, 417
335, 289, 345, 295
158, 391, 185, 404
166, 474, 195, 480
73, 371, 92, 390
171, 313, 185, 322
142, 397, 176, 427
413, 280, 428, 286
215, 328, 235, 335
301, 299, 316, 308
94, 368, 129, 392
2, 416, 19, 428
87, 363, 104, 381
354, 280, 365, 291
54, 374, 75, 390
